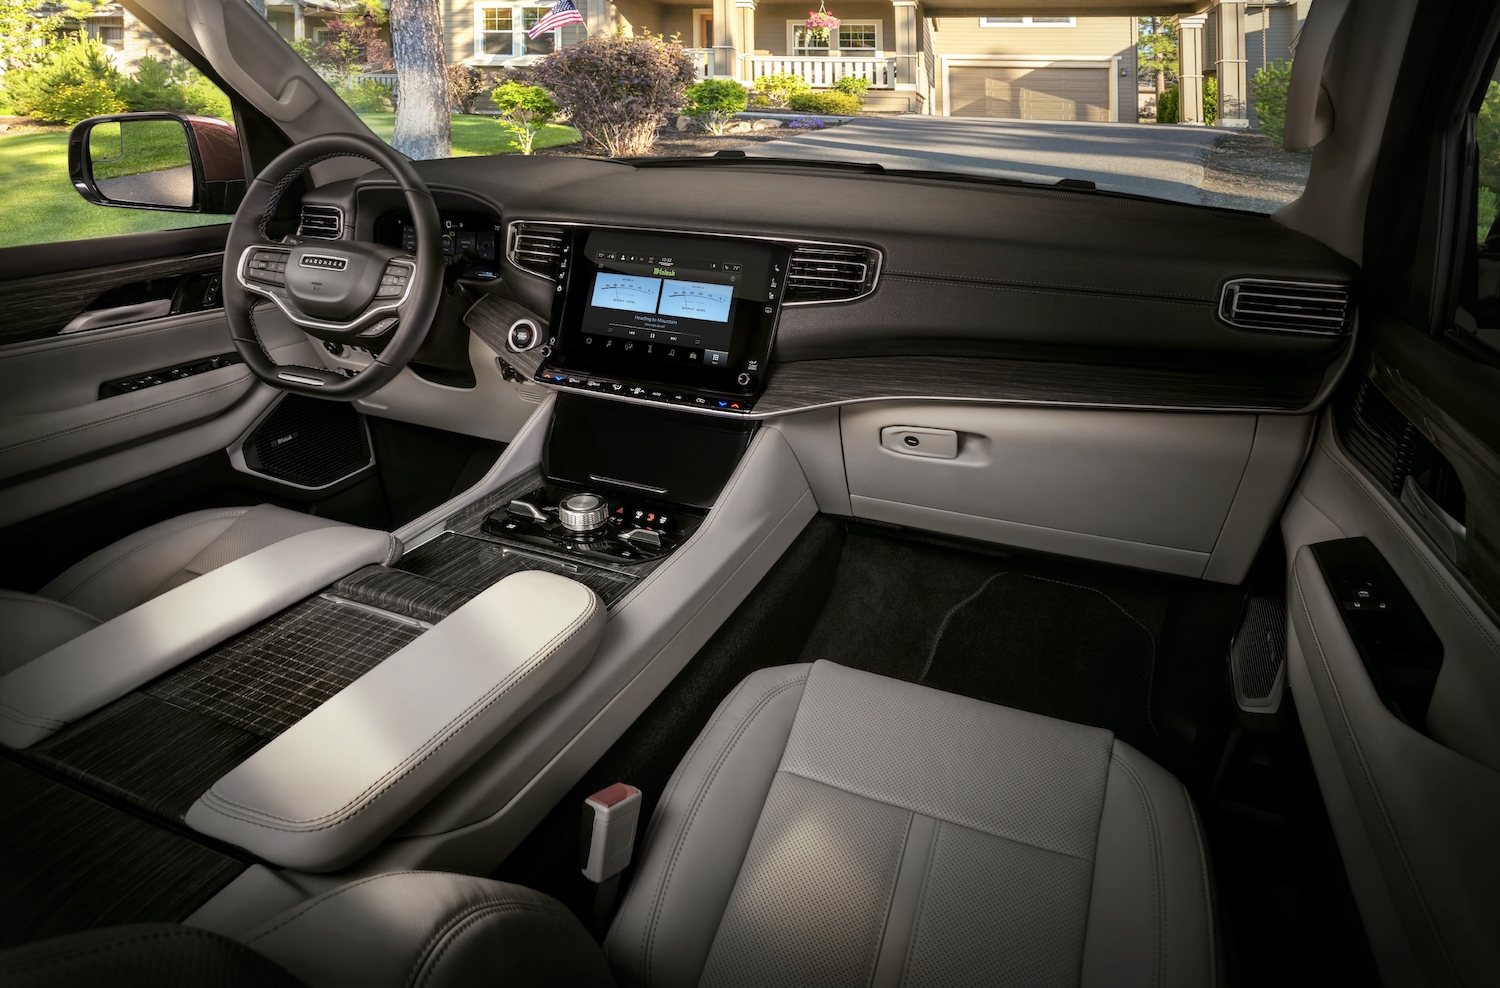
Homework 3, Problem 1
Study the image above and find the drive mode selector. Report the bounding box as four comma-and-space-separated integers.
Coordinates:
558, 493, 609, 532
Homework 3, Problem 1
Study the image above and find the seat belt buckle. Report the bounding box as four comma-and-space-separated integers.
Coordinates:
580, 783, 642, 883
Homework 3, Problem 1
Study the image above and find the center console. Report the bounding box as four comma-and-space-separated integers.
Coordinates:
523, 227, 792, 415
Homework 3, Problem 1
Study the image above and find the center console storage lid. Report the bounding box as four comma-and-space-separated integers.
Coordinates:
185, 570, 606, 871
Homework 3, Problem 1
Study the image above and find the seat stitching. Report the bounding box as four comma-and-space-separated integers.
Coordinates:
1111, 753, 1164, 988
242, 870, 433, 944
641, 670, 810, 988
776, 766, 1099, 862
1292, 568, 1461, 983
409, 898, 577, 988
200, 593, 602, 828
1183, 779, 1218, 988
898, 814, 943, 985
0, 591, 98, 624
45, 509, 247, 606
0, 377, 249, 453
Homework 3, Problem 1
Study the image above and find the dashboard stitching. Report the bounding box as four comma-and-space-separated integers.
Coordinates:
883, 271, 1219, 304
880, 275, 1216, 308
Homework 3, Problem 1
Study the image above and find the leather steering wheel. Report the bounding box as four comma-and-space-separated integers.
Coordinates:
222, 133, 443, 400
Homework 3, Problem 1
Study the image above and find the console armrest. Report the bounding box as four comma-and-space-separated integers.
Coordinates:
185, 571, 605, 871
0, 527, 398, 749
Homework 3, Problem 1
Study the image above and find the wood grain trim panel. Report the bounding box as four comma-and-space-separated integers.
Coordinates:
0, 253, 224, 349
752, 355, 1327, 416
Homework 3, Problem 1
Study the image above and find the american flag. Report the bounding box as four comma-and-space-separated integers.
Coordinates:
528, 0, 585, 38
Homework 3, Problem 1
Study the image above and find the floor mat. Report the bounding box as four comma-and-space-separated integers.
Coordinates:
919, 571, 1162, 753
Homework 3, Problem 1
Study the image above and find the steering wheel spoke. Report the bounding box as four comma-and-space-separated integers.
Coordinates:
222, 135, 442, 400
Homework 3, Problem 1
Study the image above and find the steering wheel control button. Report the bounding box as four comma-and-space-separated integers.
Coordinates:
558, 493, 609, 532
881, 426, 959, 460
358, 317, 398, 338
507, 319, 538, 351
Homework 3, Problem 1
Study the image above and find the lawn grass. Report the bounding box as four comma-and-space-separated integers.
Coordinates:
356, 113, 580, 156
89, 119, 192, 179
0, 115, 581, 250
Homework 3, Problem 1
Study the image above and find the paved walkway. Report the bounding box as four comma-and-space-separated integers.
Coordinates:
741, 116, 1227, 206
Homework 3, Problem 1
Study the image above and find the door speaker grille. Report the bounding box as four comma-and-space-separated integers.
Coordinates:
1231, 595, 1287, 712
242, 395, 372, 489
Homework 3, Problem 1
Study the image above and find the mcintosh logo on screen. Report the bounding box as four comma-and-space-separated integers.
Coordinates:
653, 267, 676, 277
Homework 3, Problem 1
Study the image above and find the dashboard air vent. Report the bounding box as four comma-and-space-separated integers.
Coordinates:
509, 223, 566, 279
785, 244, 880, 304
298, 204, 344, 240
1220, 279, 1352, 334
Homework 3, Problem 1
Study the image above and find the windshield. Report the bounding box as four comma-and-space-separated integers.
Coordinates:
279, 4, 1309, 212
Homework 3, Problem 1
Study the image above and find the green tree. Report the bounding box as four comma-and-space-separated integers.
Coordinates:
1, 30, 122, 123
1137, 16, 1177, 92
490, 81, 557, 154
1252, 60, 1293, 146
684, 78, 748, 135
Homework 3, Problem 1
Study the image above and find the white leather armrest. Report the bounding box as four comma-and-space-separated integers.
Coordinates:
184, 570, 605, 871
0, 526, 398, 749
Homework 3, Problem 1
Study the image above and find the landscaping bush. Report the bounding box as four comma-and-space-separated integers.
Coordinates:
1203, 75, 1218, 126
1252, 60, 1292, 147
447, 64, 487, 113
786, 89, 860, 116
752, 72, 811, 107
490, 81, 558, 154
1, 31, 122, 124
831, 75, 870, 100
1155, 85, 1177, 123
533, 32, 697, 157
1153, 81, 1216, 126
118, 57, 231, 120
684, 78, 748, 135
334, 78, 393, 113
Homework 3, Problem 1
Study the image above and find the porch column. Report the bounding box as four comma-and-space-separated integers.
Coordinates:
579, 0, 612, 35
293, 1, 305, 41
1213, 0, 1249, 126
712, 0, 736, 78
892, 0, 918, 91
735, 0, 756, 82
1175, 13, 1206, 125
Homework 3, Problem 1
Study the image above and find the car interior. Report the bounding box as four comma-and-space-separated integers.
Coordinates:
1, 0, 1498, 985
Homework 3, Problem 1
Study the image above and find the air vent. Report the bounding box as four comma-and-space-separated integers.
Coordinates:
240, 395, 372, 489
785, 244, 880, 304
509, 223, 566, 278
1340, 378, 1421, 497
298, 204, 344, 240
1220, 279, 1352, 334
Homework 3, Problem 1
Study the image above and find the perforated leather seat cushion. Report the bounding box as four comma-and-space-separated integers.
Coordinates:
607, 660, 1219, 988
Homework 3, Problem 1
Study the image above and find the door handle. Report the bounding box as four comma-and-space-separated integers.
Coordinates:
881, 426, 959, 459
60, 299, 173, 335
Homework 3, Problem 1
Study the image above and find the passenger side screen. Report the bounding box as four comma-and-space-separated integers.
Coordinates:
545, 229, 789, 405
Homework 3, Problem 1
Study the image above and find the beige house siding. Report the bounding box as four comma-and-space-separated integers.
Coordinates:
752, 3, 896, 57
930, 16, 1135, 121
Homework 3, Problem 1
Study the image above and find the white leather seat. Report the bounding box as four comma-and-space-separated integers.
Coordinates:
0, 504, 371, 676
0, 662, 1218, 987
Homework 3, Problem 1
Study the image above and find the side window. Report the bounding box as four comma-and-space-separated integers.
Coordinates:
0, 14, 233, 249
1466, 61, 1500, 351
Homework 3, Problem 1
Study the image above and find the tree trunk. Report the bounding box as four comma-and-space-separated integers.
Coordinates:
1156, 69, 1165, 97
389, 0, 451, 159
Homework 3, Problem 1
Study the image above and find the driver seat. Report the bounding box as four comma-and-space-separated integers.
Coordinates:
0, 504, 381, 676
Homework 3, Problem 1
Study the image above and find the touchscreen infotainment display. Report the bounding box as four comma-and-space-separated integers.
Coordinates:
542, 229, 789, 406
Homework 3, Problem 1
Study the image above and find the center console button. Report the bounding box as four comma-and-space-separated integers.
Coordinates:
558, 493, 609, 532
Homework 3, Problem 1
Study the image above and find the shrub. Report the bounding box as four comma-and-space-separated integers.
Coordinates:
334, 78, 393, 113
786, 89, 860, 116
118, 57, 231, 120
1155, 85, 1178, 123
1480, 81, 1500, 199
831, 75, 870, 100
448, 64, 487, 114
490, 81, 558, 154
684, 78, 748, 135
1203, 75, 1218, 126
752, 71, 810, 107
532, 33, 697, 157
1, 31, 121, 124
1252, 60, 1292, 147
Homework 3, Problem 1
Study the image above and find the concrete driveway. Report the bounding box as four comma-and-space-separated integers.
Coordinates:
741, 116, 1226, 205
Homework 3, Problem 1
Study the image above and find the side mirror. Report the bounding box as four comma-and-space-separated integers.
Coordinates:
68, 112, 246, 214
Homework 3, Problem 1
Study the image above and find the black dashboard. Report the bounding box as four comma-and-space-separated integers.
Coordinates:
320, 154, 1361, 418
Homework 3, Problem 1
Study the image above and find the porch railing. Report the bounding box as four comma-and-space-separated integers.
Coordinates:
684, 48, 714, 81
748, 56, 895, 89
355, 72, 399, 88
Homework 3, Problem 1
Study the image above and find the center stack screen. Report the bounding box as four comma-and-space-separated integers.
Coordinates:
541, 229, 789, 411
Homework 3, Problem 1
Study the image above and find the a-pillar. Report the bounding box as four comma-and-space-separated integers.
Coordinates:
1214, 0, 1249, 127
1175, 13, 1206, 125
892, 0, 918, 94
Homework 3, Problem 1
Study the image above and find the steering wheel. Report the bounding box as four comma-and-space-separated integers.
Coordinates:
222, 133, 443, 400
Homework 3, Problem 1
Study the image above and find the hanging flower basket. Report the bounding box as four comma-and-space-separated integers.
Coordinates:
803, 8, 839, 48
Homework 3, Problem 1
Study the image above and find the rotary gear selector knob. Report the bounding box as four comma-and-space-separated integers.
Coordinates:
558, 493, 609, 532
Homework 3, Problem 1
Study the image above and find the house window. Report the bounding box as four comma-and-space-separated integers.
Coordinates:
88, 15, 125, 49
475, 4, 557, 59
979, 16, 1077, 27
789, 20, 880, 57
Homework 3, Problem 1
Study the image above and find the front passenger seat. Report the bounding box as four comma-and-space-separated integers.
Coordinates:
0, 504, 378, 675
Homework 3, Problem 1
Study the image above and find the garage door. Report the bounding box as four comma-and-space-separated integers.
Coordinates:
948, 66, 1109, 121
